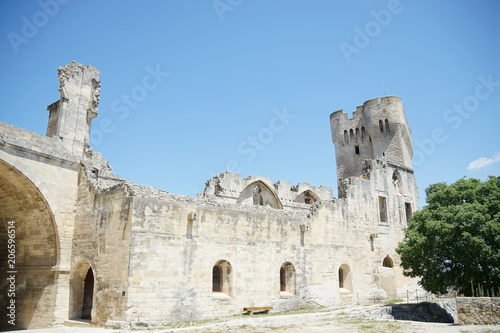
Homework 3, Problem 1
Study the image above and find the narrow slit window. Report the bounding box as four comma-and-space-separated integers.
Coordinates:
405, 202, 412, 222
379, 196, 388, 222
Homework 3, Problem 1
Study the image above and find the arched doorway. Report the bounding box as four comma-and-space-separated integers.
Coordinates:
81, 268, 94, 320
69, 261, 96, 321
280, 262, 296, 294
0, 160, 58, 329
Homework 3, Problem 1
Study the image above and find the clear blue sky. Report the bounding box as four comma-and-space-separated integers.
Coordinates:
1, 0, 499, 207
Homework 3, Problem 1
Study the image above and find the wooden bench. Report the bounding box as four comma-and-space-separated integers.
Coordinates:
243, 307, 273, 315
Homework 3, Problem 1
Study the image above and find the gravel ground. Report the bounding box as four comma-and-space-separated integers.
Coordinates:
8, 305, 500, 333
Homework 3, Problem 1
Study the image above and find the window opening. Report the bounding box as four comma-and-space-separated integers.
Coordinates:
212, 266, 221, 292
383, 256, 394, 268
379, 196, 388, 222
253, 185, 263, 206
280, 267, 286, 292
304, 192, 312, 204
405, 202, 412, 222
354, 145, 360, 155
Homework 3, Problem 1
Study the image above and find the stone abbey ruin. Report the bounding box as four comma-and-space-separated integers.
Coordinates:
0, 62, 420, 329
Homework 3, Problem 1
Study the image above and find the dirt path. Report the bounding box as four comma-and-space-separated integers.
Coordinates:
12, 305, 500, 333
132, 305, 500, 333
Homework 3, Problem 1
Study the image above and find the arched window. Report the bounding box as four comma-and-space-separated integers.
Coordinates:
344, 130, 349, 144
385, 119, 390, 133
338, 264, 352, 291
349, 129, 354, 143
383, 256, 394, 268
212, 260, 233, 296
280, 262, 296, 294
379, 120, 384, 133
361, 127, 366, 143
355, 128, 360, 142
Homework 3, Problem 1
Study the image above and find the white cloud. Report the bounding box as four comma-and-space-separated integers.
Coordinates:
466, 151, 500, 171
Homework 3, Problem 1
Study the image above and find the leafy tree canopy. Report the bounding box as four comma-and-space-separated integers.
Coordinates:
396, 176, 500, 296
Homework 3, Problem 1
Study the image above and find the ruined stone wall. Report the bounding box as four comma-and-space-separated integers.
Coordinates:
71, 163, 131, 326
203, 172, 332, 210
123, 185, 311, 325
456, 297, 500, 325
113, 156, 418, 327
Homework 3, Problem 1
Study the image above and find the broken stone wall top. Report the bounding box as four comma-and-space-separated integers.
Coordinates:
203, 171, 333, 210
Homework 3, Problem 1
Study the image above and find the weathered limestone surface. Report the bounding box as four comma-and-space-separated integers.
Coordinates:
456, 297, 500, 325
0, 62, 423, 330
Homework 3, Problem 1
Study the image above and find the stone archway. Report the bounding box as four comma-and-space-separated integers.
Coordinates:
0, 160, 59, 329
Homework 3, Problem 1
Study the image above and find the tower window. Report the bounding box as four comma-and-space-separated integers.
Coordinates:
344, 130, 349, 144
385, 119, 390, 133
354, 146, 360, 155
379, 120, 384, 133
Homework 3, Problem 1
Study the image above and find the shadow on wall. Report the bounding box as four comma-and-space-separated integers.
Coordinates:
390, 302, 455, 323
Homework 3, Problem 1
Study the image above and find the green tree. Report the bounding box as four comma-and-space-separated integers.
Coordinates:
396, 176, 500, 296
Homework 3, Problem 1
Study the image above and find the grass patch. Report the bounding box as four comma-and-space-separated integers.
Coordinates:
384, 299, 404, 306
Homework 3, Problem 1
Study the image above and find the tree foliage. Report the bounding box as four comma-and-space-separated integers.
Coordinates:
396, 176, 500, 296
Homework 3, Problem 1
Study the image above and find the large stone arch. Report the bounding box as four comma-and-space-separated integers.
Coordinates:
294, 190, 321, 204
236, 181, 283, 209
0, 159, 60, 329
